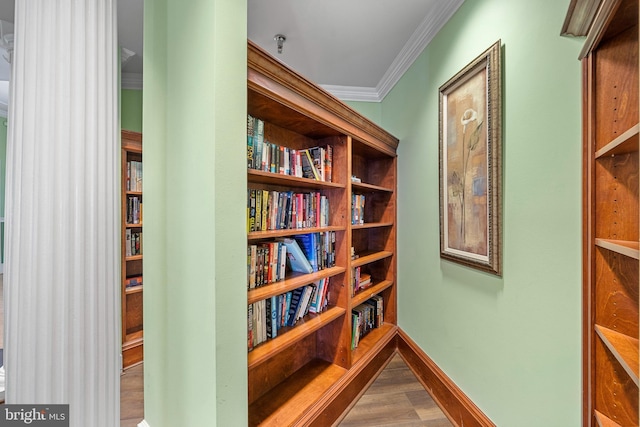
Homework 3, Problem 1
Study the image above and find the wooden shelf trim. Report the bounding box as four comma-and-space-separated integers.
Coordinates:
248, 169, 346, 189
125, 223, 143, 228
123, 330, 143, 349
351, 222, 393, 230
126, 191, 143, 196
352, 280, 394, 307
594, 409, 623, 427
594, 238, 640, 259
125, 285, 143, 295
351, 323, 397, 365
595, 123, 639, 158
351, 181, 394, 193
248, 225, 345, 241
351, 251, 394, 268
595, 324, 639, 387
125, 255, 143, 262
248, 359, 348, 427
247, 266, 346, 304
247, 306, 346, 369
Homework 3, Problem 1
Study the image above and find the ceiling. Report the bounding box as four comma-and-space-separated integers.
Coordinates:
0, 0, 465, 111
248, 0, 464, 101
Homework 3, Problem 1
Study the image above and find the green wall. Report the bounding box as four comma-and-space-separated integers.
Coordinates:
142, 0, 584, 425
378, 0, 583, 425
143, 0, 247, 425
121, 89, 143, 132
345, 100, 382, 126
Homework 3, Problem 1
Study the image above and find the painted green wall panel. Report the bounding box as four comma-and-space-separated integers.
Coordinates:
376, 0, 583, 425
144, 0, 247, 426
345, 100, 382, 126
121, 89, 143, 132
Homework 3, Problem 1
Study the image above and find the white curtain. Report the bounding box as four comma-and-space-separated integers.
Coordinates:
4, 1, 120, 426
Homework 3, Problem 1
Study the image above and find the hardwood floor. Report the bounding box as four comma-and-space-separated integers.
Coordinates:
120, 363, 144, 427
119, 354, 451, 427
338, 354, 452, 427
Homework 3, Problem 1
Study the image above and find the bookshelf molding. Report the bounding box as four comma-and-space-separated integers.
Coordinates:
570, 0, 640, 424
246, 40, 398, 426
121, 130, 143, 369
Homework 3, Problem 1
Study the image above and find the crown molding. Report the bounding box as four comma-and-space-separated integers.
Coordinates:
377, 0, 464, 100
321, 84, 381, 102
121, 72, 143, 90
325, 0, 465, 103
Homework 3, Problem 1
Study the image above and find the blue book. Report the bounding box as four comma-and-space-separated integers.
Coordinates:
270, 295, 277, 338
287, 287, 305, 326
284, 291, 292, 325
282, 238, 313, 274
294, 233, 319, 272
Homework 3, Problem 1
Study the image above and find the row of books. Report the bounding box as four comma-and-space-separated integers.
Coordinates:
127, 196, 142, 225
125, 276, 143, 288
352, 194, 365, 225
351, 295, 384, 349
125, 229, 142, 257
247, 278, 331, 351
247, 241, 287, 289
351, 266, 372, 297
247, 189, 329, 233
247, 232, 336, 289
247, 115, 333, 182
126, 160, 142, 192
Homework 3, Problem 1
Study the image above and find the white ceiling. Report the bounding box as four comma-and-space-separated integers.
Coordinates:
248, 0, 464, 101
0, 0, 465, 109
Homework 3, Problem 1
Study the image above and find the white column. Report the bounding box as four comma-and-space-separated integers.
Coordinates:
4, 1, 120, 426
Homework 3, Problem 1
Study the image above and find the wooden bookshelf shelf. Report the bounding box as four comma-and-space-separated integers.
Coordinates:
247, 306, 346, 369
352, 324, 397, 365
595, 123, 639, 158
594, 238, 640, 260
573, 2, 640, 423
121, 130, 144, 369
351, 222, 393, 230
247, 266, 346, 304
248, 359, 347, 427
594, 410, 623, 427
246, 40, 398, 425
351, 181, 394, 193
125, 285, 143, 295
595, 324, 639, 386
248, 225, 345, 241
351, 251, 394, 268
248, 169, 346, 189
352, 280, 394, 307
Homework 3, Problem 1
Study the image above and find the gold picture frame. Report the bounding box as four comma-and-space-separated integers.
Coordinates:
439, 40, 502, 276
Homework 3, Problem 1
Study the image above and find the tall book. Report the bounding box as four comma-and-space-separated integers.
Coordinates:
281, 238, 313, 274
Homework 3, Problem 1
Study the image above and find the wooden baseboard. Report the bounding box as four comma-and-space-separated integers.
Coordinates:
396, 329, 495, 427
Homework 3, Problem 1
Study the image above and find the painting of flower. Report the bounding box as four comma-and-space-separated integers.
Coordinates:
439, 41, 502, 276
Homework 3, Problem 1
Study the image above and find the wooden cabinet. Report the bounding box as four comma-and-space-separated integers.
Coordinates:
246, 41, 398, 426
121, 130, 143, 369
565, 0, 639, 424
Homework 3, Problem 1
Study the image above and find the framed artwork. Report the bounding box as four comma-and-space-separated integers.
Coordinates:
439, 40, 502, 276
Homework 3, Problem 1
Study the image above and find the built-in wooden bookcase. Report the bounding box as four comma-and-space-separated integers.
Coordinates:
121, 130, 143, 369
246, 41, 398, 426
564, 0, 639, 424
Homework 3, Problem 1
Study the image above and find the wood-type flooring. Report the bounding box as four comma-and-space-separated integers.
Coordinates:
120, 354, 451, 427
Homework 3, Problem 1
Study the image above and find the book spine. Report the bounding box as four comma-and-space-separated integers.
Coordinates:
247, 303, 254, 352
